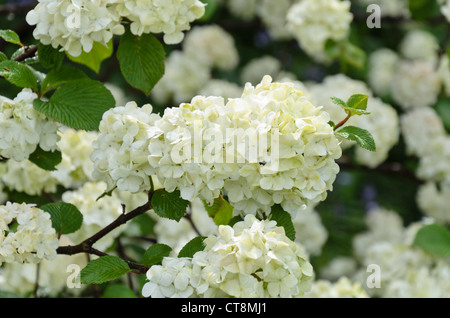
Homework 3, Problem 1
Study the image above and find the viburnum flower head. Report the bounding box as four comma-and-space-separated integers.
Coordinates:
0, 202, 59, 265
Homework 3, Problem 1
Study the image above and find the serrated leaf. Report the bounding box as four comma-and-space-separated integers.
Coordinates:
413, 224, 450, 257
269, 204, 296, 241
28, 145, 62, 171
347, 94, 368, 110
40, 202, 83, 235
0, 29, 21, 46
151, 189, 189, 222
41, 65, 89, 95
102, 284, 137, 298
330, 96, 348, 108
0, 60, 38, 91
335, 126, 376, 152
142, 243, 172, 267
80, 256, 131, 284
33, 78, 115, 130
38, 44, 65, 69
0, 52, 7, 62
117, 30, 165, 95
66, 40, 113, 73
178, 236, 206, 258
203, 196, 233, 226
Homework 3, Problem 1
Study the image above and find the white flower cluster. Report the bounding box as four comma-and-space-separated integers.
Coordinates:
400, 107, 446, 157
51, 127, 98, 188
94, 76, 342, 217
26, 0, 205, 57
391, 60, 441, 109
61, 181, 126, 250
286, 0, 353, 63
417, 181, 450, 225
152, 24, 239, 105
114, 0, 205, 44
439, 0, 450, 23
416, 134, 450, 183
198, 80, 242, 102
308, 74, 399, 168
0, 202, 59, 265
399, 29, 439, 64
142, 214, 314, 298
305, 277, 369, 298
240, 55, 282, 85
0, 159, 60, 196
26, 0, 125, 57
0, 89, 59, 162
367, 48, 399, 97
352, 208, 450, 297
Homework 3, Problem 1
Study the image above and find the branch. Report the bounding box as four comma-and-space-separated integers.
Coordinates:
12, 44, 38, 62
57, 198, 153, 275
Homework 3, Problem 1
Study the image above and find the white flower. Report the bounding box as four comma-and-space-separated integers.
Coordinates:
357, 0, 410, 18
183, 24, 239, 71
240, 55, 282, 85
439, 0, 450, 23
416, 134, 450, 183
114, 0, 205, 44
0, 89, 60, 161
399, 29, 439, 63
286, 0, 353, 63
26, 0, 125, 57
257, 0, 294, 40
417, 181, 450, 225
292, 205, 328, 256
305, 277, 369, 298
199, 79, 243, 101
400, 107, 446, 157
391, 60, 441, 109
367, 48, 399, 97
0, 202, 59, 265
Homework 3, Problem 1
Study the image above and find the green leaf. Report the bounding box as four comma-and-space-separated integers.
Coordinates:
0, 29, 21, 46
335, 126, 376, 152
80, 256, 131, 284
41, 65, 89, 95
38, 44, 65, 69
199, 0, 217, 21
330, 96, 348, 109
33, 78, 115, 130
28, 145, 62, 171
102, 284, 137, 298
40, 202, 83, 235
178, 236, 206, 258
0, 60, 38, 91
142, 243, 172, 267
347, 94, 369, 111
413, 224, 450, 257
0, 52, 7, 62
341, 42, 366, 70
151, 189, 189, 222
66, 40, 113, 73
117, 30, 165, 95
203, 196, 234, 226
269, 204, 296, 241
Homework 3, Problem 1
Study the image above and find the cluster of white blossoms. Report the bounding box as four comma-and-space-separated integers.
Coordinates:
26, 0, 125, 57
94, 76, 342, 217
400, 107, 446, 158
399, 29, 439, 64
367, 48, 400, 97
26, 0, 205, 57
415, 134, 450, 184
61, 181, 127, 250
417, 181, 450, 225
142, 214, 314, 298
0, 89, 59, 162
0, 202, 59, 265
152, 24, 239, 105
438, 0, 450, 23
198, 80, 242, 102
351, 208, 450, 297
240, 55, 282, 85
304, 277, 368, 298
286, 0, 353, 63
308, 74, 399, 168
391, 60, 441, 109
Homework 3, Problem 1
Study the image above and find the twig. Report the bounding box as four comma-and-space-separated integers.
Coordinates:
12, 44, 38, 62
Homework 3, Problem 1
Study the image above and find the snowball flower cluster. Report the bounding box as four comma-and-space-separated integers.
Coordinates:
416, 134, 450, 183
286, 0, 353, 62
94, 76, 342, 217
305, 277, 369, 298
391, 60, 441, 109
0, 89, 59, 162
183, 24, 239, 71
417, 181, 450, 225
142, 214, 314, 298
357, 0, 410, 18
114, 0, 205, 44
0, 202, 59, 265
26, 0, 205, 57
367, 48, 399, 97
26, 0, 125, 57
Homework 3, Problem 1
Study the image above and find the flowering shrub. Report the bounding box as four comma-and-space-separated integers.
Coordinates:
0, 0, 449, 301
